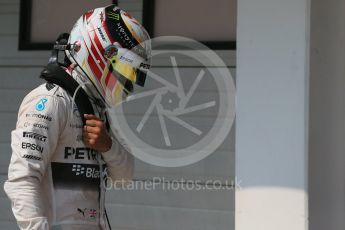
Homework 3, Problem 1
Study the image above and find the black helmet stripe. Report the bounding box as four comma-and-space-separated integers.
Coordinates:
105, 7, 139, 47
105, 6, 147, 59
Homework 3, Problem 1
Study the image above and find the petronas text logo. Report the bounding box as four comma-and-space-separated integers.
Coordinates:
108, 12, 120, 20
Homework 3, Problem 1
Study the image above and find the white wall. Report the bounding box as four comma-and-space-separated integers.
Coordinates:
0, 0, 236, 229
309, 0, 345, 229
236, 0, 310, 229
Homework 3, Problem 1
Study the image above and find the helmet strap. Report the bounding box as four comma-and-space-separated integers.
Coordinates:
49, 33, 70, 65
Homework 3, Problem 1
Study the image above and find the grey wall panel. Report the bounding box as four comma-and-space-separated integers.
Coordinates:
0, 222, 18, 230
110, 65, 235, 182
118, 0, 143, 11
0, 0, 19, 15
0, 113, 16, 174
0, 176, 8, 196
118, 0, 143, 23
0, 67, 44, 89
106, 183, 234, 211
0, 39, 236, 67
133, 150, 235, 181
0, 176, 16, 223
0, 198, 15, 222
125, 68, 235, 97
0, 113, 16, 143
0, 35, 49, 66
0, 143, 11, 174
0, 89, 31, 112
309, 0, 345, 228
0, 13, 18, 35
150, 51, 235, 67
118, 103, 232, 121
106, 204, 233, 230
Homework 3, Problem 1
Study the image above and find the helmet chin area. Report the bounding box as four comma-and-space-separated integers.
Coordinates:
104, 77, 130, 107
100, 63, 133, 107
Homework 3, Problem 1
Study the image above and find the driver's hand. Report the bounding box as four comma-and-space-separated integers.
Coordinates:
83, 114, 112, 152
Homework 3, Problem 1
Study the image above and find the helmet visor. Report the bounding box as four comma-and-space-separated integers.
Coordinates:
104, 46, 150, 89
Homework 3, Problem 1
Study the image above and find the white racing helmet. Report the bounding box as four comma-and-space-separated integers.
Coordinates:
65, 5, 151, 107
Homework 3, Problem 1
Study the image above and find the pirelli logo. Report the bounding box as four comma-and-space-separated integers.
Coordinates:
23, 132, 47, 142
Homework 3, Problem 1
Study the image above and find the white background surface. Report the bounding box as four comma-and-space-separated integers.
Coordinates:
236, 0, 310, 229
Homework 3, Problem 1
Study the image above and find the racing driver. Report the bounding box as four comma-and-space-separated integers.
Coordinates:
4, 5, 151, 230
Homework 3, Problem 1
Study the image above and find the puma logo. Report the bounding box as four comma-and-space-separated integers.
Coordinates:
77, 208, 87, 217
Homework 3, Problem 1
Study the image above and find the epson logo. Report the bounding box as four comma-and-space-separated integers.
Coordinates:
23, 132, 47, 142
64, 147, 97, 160
21, 142, 44, 154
